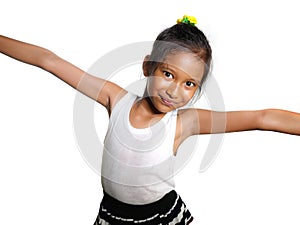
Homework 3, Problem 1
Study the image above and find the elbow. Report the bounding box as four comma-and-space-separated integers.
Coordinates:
256, 109, 266, 130
256, 109, 275, 131
38, 49, 59, 71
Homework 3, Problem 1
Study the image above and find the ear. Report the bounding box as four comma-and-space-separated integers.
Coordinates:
142, 55, 151, 77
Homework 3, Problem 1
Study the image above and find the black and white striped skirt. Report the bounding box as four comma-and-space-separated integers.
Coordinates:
94, 190, 193, 225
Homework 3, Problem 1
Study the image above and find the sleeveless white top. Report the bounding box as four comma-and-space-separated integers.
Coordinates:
101, 92, 178, 205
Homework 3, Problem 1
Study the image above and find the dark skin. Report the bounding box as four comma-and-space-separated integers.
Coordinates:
1, 35, 300, 156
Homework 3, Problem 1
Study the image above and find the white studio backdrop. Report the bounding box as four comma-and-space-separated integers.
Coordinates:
1, 0, 300, 224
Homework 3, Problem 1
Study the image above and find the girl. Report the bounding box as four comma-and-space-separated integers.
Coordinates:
1, 15, 300, 224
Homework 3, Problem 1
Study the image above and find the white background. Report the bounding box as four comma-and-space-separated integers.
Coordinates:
1, 0, 300, 224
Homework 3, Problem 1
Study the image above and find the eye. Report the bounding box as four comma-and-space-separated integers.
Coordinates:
185, 81, 196, 87
163, 71, 174, 79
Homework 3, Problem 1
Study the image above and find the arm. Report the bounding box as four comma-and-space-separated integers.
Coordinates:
0, 35, 125, 111
182, 108, 300, 135
259, 109, 300, 135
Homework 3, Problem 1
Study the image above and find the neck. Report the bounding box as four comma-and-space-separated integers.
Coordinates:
136, 96, 164, 115
130, 97, 165, 129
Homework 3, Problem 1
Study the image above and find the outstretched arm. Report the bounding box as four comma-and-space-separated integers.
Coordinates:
182, 108, 300, 136
258, 109, 300, 135
0, 35, 125, 112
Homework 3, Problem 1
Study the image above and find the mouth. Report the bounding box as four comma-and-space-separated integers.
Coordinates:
160, 95, 175, 107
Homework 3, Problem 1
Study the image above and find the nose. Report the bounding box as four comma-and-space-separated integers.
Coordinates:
166, 83, 179, 99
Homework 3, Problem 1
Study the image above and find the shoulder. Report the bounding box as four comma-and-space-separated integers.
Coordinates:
174, 108, 214, 154
176, 108, 214, 136
177, 107, 204, 122
173, 108, 199, 152
108, 89, 140, 115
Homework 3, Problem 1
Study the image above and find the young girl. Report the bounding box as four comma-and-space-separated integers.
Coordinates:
1, 15, 300, 224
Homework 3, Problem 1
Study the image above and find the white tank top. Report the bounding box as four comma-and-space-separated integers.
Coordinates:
101, 92, 178, 205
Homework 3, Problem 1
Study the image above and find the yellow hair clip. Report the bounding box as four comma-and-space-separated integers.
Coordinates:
177, 15, 197, 26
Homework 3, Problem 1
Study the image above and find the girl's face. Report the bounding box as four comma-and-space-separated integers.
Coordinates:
145, 52, 205, 113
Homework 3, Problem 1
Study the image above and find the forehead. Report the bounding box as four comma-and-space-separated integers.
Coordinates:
163, 52, 205, 81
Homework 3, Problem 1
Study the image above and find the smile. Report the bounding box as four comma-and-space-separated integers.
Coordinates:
160, 96, 175, 107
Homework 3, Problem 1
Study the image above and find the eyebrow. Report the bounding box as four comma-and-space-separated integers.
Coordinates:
161, 64, 201, 85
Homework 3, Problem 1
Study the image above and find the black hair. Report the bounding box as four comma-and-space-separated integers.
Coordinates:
146, 23, 212, 88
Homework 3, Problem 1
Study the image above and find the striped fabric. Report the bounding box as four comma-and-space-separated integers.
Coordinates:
94, 190, 193, 225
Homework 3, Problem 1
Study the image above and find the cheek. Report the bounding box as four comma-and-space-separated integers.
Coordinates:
146, 77, 160, 96
147, 76, 167, 91
182, 88, 197, 101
